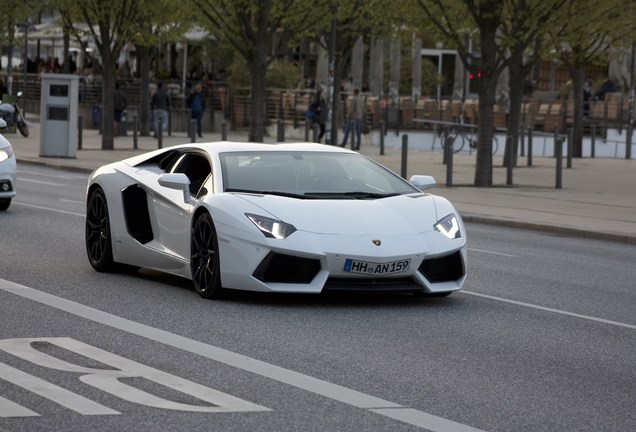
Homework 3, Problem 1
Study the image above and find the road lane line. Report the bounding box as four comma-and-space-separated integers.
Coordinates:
463, 291, 636, 330
0, 279, 486, 431
17, 169, 85, 180
17, 178, 63, 187
13, 201, 84, 217
0, 362, 120, 415
467, 248, 518, 258
0, 395, 39, 417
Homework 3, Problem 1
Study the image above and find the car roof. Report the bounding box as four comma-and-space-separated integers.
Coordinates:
123, 141, 353, 167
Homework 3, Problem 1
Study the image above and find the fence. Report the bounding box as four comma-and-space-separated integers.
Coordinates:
4, 72, 635, 139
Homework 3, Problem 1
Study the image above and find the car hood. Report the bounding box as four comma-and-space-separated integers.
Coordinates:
234, 193, 440, 235
0, 134, 12, 150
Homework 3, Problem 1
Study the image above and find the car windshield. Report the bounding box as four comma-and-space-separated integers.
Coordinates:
220, 151, 419, 198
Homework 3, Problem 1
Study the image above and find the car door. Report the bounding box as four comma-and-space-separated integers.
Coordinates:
150, 151, 212, 262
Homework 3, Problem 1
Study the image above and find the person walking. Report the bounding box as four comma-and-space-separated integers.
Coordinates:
151, 81, 170, 137
340, 88, 364, 149
186, 83, 205, 138
308, 90, 327, 142
113, 82, 127, 137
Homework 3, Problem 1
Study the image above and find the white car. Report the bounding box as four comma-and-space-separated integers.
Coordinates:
86, 142, 467, 298
0, 118, 17, 211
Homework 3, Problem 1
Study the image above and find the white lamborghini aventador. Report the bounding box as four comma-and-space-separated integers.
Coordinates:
85, 142, 467, 299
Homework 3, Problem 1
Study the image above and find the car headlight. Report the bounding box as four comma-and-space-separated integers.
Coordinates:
0, 147, 13, 163
246, 213, 297, 239
434, 214, 461, 239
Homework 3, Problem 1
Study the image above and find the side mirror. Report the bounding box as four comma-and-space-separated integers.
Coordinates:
0, 118, 7, 130
409, 175, 437, 191
158, 173, 192, 203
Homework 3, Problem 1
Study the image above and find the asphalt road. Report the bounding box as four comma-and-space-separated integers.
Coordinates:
0, 164, 634, 432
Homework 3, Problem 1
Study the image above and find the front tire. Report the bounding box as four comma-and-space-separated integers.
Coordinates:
85, 188, 116, 272
0, 198, 11, 211
191, 212, 224, 299
16, 116, 29, 137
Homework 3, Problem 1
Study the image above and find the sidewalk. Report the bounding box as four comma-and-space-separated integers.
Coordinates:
7, 117, 636, 244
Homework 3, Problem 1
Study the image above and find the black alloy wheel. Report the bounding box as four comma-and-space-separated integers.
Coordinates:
85, 188, 115, 271
191, 212, 223, 298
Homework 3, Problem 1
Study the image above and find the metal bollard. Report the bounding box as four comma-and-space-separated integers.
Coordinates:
527, 128, 533, 167
158, 118, 163, 149
401, 135, 408, 179
168, 110, 172, 136
77, 115, 83, 150
277, 120, 285, 142
445, 133, 453, 187
555, 137, 563, 189
133, 115, 138, 150
221, 122, 228, 141
380, 121, 385, 155
312, 124, 320, 143
591, 124, 596, 158
566, 129, 572, 169
506, 135, 513, 185
190, 119, 197, 143
304, 120, 310, 142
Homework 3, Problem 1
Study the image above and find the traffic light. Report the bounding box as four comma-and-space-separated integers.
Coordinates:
467, 65, 482, 94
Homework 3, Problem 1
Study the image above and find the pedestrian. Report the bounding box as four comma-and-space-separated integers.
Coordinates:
151, 81, 170, 137
594, 77, 617, 101
186, 83, 205, 138
583, 80, 592, 117
113, 82, 127, 137
308, 89, 326, 142
340, 88, 364, 150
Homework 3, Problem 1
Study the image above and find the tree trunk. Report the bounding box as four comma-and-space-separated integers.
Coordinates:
249, 49, 268, 142
504, 48, 527, 167
569, 66, 585, 157
100, 46, 115, 150
138, 45, 152, 136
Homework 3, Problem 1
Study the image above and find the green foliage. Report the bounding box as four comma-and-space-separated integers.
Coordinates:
229, 56, 301, 90
266, 59, 301, 89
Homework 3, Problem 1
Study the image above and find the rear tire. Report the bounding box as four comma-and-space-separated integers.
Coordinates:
85, 188, 116, 272
190, 212, 224, 299
0, 198, 11, 211
16, 116, 29, 137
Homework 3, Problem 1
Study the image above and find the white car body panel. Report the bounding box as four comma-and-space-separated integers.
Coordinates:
0, 133, 17, 204
87, 142, 467, 295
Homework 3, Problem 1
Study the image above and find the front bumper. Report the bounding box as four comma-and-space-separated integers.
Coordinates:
0, 154, 17, 199
218, 228, 467, 294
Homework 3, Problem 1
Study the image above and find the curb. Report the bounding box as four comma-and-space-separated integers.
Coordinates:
461, 214, 636, 245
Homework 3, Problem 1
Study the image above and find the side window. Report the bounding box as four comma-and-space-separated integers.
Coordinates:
171, 153, 212, 197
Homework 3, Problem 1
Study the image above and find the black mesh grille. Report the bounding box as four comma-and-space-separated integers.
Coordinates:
419, 251, 464, 283
253, 252, 321, 283
324, 277, 421, 292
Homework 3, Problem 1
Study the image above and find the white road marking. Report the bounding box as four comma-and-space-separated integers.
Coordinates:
16, 178, 62, 187
463, 291, 636, 330
60, 199, 84, 204
0, 279, 486, 432
13, 201, 84, 217
0, 362, 120, 416
467, 248, 518, 258
0, 395, 39, 417
17, 169, 85, 180
0, 337, 269, 414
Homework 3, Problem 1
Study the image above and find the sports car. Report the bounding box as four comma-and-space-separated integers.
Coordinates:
0, 118, 17, 211
85, 142, 467, 298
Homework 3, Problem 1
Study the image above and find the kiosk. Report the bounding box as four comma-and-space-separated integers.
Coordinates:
40, 74, 79, 158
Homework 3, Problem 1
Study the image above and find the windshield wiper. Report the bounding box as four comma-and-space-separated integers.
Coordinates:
226, 188, 321, 199
309, 191, 401, 199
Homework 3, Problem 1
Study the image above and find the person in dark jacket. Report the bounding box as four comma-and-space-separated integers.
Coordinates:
186, 83, 205, 138
309, 90, 327, 142
151, 81, 170, 137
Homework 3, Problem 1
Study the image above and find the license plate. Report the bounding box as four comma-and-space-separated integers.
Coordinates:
343, 258, 411, 275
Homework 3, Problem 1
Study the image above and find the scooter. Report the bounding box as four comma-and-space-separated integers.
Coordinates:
0, 91, 29, 137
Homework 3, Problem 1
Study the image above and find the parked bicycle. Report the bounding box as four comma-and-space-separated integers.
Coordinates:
439, 114, 499, 155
